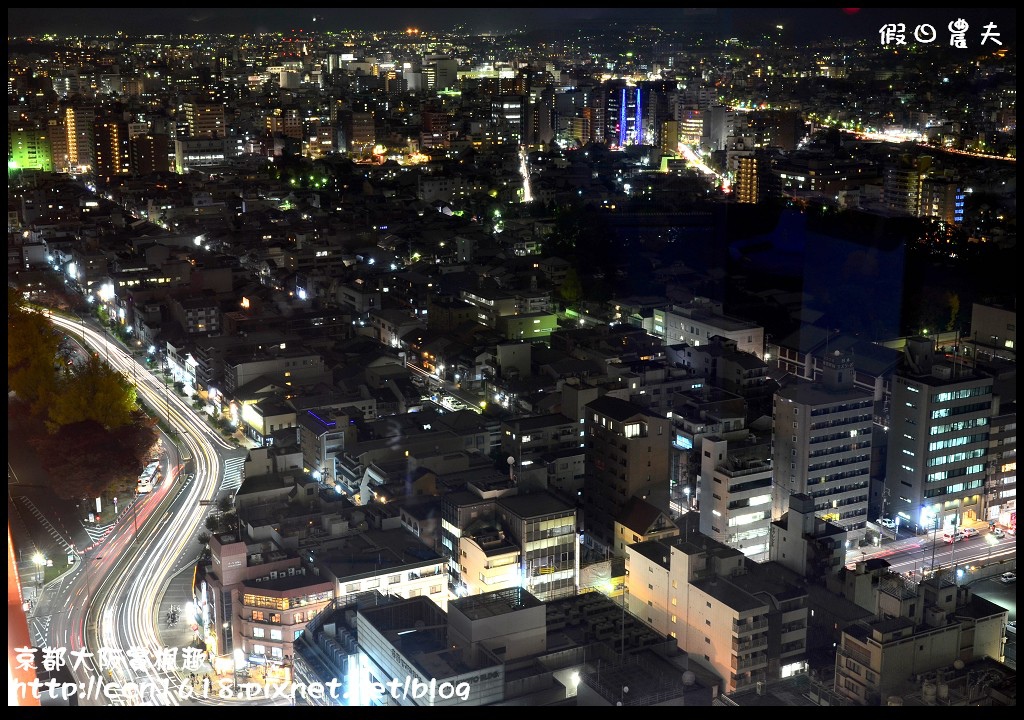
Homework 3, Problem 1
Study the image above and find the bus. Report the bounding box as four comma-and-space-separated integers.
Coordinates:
137, 460, 160, 494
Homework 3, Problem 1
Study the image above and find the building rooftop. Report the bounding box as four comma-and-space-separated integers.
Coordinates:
449, 586, 543, 621
314, 527, 443, 582
358, 596, 485, 679
497, 490, 575, 520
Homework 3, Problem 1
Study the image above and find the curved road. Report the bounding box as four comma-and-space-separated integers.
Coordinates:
41, 309, 238, 706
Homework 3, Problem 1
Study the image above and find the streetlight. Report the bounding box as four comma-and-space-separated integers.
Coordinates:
922, 505, 941, 575
31, 552, 47, 587
985, 533, 998, 564
949, 515, 960, 584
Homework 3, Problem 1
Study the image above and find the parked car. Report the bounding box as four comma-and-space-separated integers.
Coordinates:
999, 571, 1016, 584
942, 531, 963, 543
961, 527, 979, 539
877, 517, 896, 529
992, 527, 1005, 539
1007, 526, 1017, 537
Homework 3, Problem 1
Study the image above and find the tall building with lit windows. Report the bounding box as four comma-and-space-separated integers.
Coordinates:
93, 116, 131, 185
985, 401, 1016, 530
64, 104, 95, 170
733, 153, 759, 204
883, 154, 931, 216
771, 350, 873, 545
601, 80, 643, 147
700, 433, 773, 561
129, 133, 171, 175
8, 123, 53, 173
678, 108, 704, 147
491, 95, 526, 145
183, 100, 227, 139
884, 337, 994, 533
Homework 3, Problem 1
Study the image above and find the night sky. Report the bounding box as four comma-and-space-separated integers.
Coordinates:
7, 8, 1016, 45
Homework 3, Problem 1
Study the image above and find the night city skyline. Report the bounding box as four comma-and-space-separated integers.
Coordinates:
8, 7, 1018, 43
8, 4, 1016, 709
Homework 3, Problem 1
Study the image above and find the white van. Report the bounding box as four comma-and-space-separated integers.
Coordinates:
942, 530, 962, 543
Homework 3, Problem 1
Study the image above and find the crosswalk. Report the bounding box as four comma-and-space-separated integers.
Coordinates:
18, 496, 74, 555
221, 452, 247, 491
84, 520, 117, 545
29, 613, 51, 647
80, 496, 144, 547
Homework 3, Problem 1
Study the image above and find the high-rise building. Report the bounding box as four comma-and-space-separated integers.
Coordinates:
885, 337, 994, 533
919, 176, 964, 225
424, 56, 458, 91
986, 400, 1016, 530
678, 108, 704, 147
732, 151, 760, 204
265, 106, 303, 141
93, 116, 131, 184
183, 100, 227, 139
883, 154, 932, 216
64, 104, 95, 170
772, 350, 873, 544
340, 110, 375, 158
46, 118, 69, 173
440, 483, 577, 603
525, 85, 556, 148
599, 80, 645, 147
700, 434, 773, 561
705, 105, 740, 152
8, 123, 53, 173
491, 95, 526, 146
964, 302, 1016, 364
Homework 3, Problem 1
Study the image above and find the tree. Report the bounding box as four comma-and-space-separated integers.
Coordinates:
7, 288, 62, 414
46, 355, 137, 432
109, 411, 160, 466
31, 419, 145, 501
946, 292, 960, 333
558, 268, 583, 309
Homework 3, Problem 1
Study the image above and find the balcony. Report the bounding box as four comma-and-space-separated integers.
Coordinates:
836, 644, 872, 669
733, 635, 769, 653
732, 618, 769, 635
732, 653, 768, 671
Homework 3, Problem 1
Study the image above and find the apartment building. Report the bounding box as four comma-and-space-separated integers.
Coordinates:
624, 532, 808, 694
583, 395, 671, 553
772, 350, 873, 544
441, 483, 578, 603
653, 300, 765, 360
885, 337, 994, 533
833, 577, 1007, 705
700, 434, 773, 561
